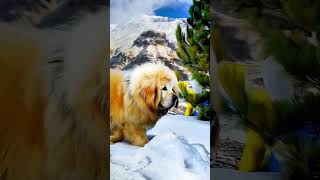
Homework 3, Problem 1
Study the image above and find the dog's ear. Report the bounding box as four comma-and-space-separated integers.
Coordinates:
140, 81, 158, 109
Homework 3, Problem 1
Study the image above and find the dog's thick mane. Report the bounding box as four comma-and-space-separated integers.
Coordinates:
123, 63, 173, 126
119, 71, 158, 128
0, 21, 48, 180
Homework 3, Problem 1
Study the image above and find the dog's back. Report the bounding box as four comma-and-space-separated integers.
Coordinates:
110, 69, 126, 128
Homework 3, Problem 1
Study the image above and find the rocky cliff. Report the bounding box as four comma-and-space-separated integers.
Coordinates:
110, 15, 190, 80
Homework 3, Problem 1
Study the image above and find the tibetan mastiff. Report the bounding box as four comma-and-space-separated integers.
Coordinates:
110, 63, 179, 146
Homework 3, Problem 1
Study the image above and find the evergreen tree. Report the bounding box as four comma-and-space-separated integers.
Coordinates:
176, 0, 212, 121
213, 0, 320, 178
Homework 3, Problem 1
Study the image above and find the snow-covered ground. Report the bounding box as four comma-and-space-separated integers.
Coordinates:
110, 115, 210, 180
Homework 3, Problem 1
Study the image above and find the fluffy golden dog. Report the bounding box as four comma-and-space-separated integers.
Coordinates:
0, 9, 107, 180
110, 63, 179, 146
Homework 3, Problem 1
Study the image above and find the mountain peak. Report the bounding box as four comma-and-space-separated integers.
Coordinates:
110, 15, 187, 51
110, 15, 188, 77
132, 30, 174, 48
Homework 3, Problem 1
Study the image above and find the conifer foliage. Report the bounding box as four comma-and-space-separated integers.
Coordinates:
214, 0, 320, 178
176, 0, 212, 121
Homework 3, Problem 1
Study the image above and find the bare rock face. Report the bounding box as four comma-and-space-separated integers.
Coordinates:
133, 30, 168, 47
111, 29, 179, 68
110, 15, 189, 79
110, 49, 128, 69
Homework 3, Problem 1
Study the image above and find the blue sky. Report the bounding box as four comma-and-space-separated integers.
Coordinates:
154, 2, 191, 18
111, 0, 192, 24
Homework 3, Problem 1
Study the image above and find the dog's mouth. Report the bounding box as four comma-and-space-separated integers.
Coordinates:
158, 106, 169, 116
158, 98, 178, 116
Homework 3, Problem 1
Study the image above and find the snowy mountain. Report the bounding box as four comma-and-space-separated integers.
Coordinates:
110, 15, 187, 51
110, 15, 189, 80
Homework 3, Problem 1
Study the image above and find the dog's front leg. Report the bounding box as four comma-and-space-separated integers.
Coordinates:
123, 123, 148, 147
110, 128, 124, 144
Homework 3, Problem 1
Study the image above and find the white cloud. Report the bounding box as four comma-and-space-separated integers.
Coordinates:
110, 0, 192, 24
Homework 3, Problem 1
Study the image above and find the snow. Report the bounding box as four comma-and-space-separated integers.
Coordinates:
110, 115, 210, 180
147, 115, 210, 152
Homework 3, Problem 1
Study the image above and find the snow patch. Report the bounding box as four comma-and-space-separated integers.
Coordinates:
147, 115, 210, 152
110, 115, 210, 180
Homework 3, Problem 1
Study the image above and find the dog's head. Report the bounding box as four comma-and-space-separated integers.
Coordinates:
129, 62, 179, 116
157, 78, 179, 115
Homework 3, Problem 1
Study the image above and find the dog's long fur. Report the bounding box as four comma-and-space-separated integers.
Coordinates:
110, 63, 179, 146
0, 22, 48, 180
0, 9, 107, 180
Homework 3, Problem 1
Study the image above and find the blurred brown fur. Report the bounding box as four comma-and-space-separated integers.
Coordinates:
0, 8, 107, 180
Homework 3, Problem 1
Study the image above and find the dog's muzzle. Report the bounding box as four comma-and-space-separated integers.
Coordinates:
158, 95, 178, 115
158, 106, 169, 116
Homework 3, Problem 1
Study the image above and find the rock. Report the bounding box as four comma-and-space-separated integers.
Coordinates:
110, 49, 128, 69
111, 28, 190, 81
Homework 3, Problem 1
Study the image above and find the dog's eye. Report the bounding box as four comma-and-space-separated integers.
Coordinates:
162, 87, 167, 91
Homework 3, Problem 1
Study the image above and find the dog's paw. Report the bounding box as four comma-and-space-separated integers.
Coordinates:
110, 129, 124, 144
131, 138, 149, 147
110, 136, 121, 144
